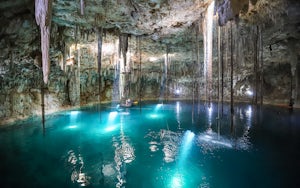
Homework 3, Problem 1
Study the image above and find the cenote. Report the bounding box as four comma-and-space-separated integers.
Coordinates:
2, 0, 300, 187
0, 101, 299, 188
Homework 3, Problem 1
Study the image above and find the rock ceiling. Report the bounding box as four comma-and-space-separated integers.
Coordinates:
0, 0, 299, 51
51, 0, 300, 64
0, 0, 298, 38
51, 0, 298, 44
53, 0, 212, 40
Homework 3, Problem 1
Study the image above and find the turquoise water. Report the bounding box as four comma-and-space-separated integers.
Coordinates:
0, 101, 299, 188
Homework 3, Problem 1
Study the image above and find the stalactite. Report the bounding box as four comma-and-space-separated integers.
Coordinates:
35, 0, 52, 129
172, 61, 175, 93
290, 72, 293, 109
253, 26, 259, 105
203, 21, 207, 104
192, 59, 196, 122
192, 56, 195, 107
119, 34, 129, 67
289, 42, 297, 109
166, 45, 170, 102
128, 36, 132, 98
259, 26, 264, 106
35, 0, 52, 84
120, 34, 133, 103
80, 0, 85, 15
118, 34, 130, 102
41, 81, 45, 131
230, 21, 234, 115
196, 23, 201, 114
256, 26, 260, 106
138, 36, 142, 111
97, 27, 103, 104
190, 25, 196, 119
236, 23, 240, 71
221, 26, 224, 115
225, 23, 229, 94
112, 38, 120, 104
69, 26, 81, 106
296, 61, 299, 106
217, 24, 222, 134
76, 43, 81, 106
230, 22, 235, 135
217, 26, 221, 122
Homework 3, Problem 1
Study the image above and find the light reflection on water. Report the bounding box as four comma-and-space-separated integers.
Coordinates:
66, 150, 91, 187
113, 115, 135, 188
0, 101, 299, 187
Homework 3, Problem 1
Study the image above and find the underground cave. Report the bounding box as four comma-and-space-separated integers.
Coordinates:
0, 0, 299, 187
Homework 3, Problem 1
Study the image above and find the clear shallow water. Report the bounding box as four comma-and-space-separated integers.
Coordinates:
0, 101, 299, 188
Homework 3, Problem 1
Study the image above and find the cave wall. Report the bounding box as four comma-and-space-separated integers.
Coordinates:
0, 1, 299, 124
0, 15, 70, 123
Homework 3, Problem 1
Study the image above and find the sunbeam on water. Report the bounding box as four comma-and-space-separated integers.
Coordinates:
108, 111, 118, 121
66, 125, 78, 129
171, 172, 183, 188
155, 103, 163, 110
105, 124, 118, 132
179, 130, 195, 163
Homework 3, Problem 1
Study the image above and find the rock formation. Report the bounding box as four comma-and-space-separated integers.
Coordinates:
0, 0, 299, 124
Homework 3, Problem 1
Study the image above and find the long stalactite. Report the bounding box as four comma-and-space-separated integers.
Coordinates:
196, 23, 201, 114
254, 25, 259, 105
230, 21, 234, 134
259, 26, 264, 106
41, 79, 45, 132
192, 25, 197, 114
230, 21, 234, 115
97, 27, 103, 104
35, 0, 52, 129
138, 36, 142, 111
119, 34, 129, 67
217, 25, 222, 121
221, 26, 224, 115
76, 27, 81, 106
35, 0, 52, 85
217, 25, 222, 133
80, 0, 85, 15
166, 45, 170, 102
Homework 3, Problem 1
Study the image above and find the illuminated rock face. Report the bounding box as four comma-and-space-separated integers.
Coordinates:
0, 0, 299, 123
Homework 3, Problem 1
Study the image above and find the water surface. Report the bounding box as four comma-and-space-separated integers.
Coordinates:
0, 101, 299, 188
